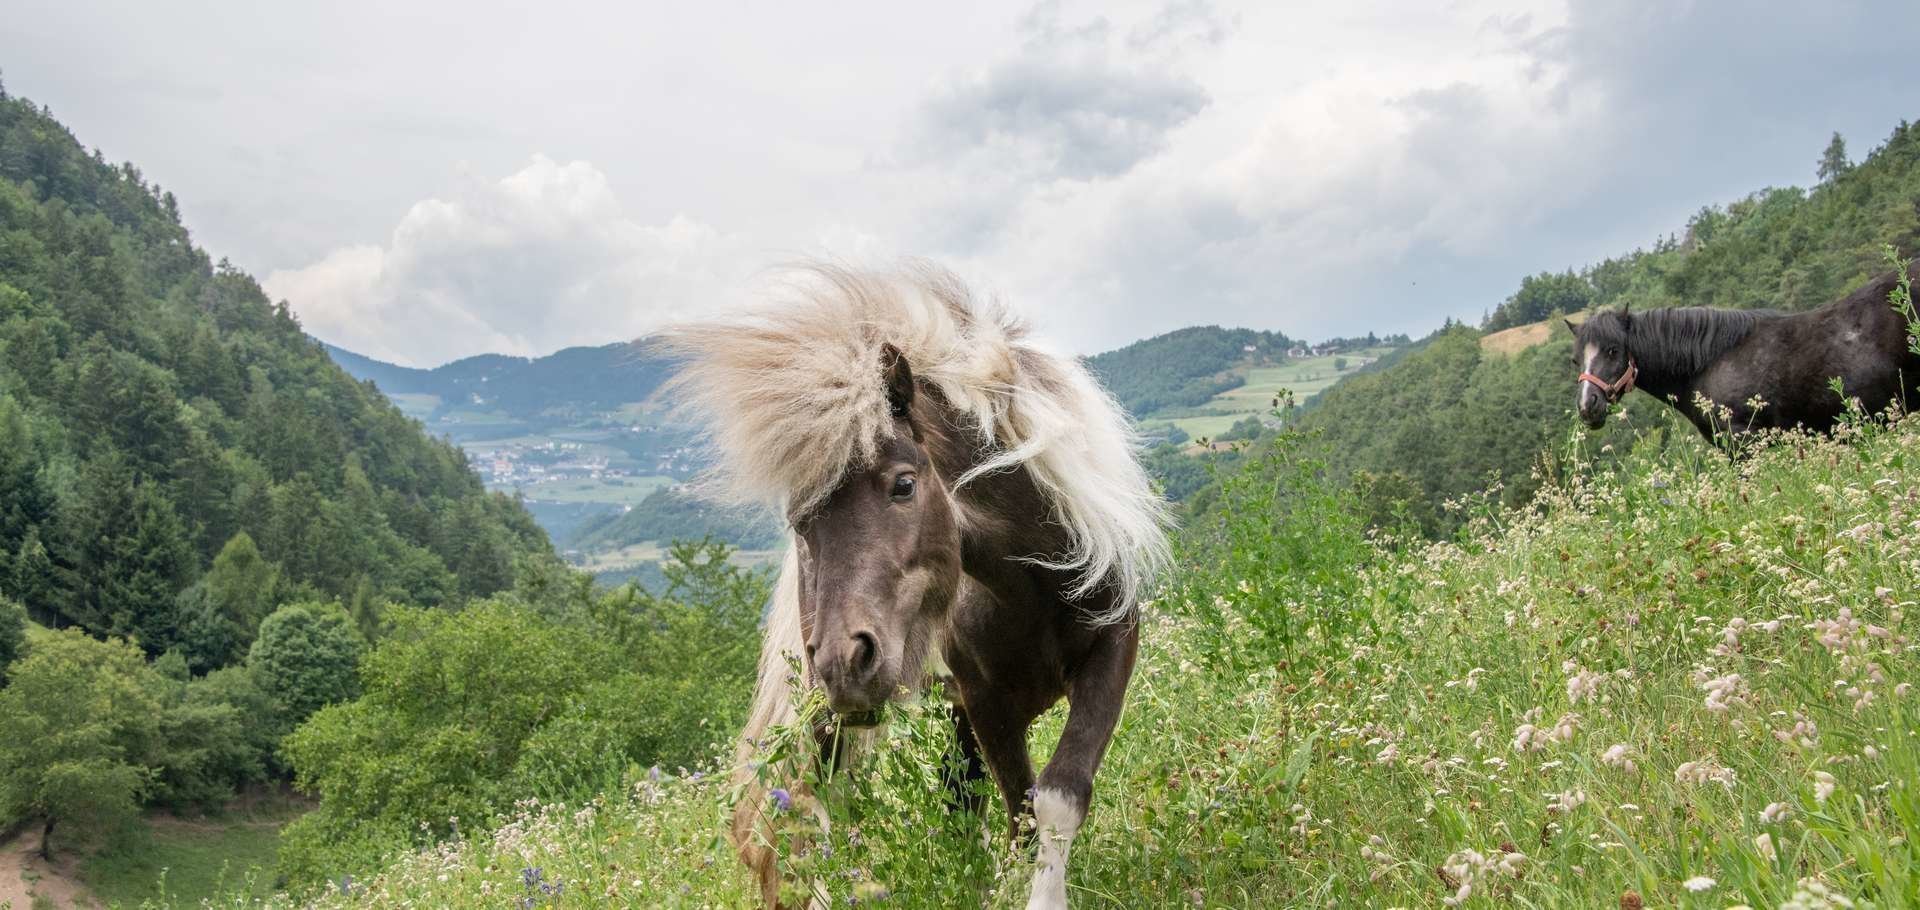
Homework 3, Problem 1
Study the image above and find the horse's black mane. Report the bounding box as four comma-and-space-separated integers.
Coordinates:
1588, 307, 1779, 379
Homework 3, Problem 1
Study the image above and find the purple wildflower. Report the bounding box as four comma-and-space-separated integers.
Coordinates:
770, 788, 793, 812
521, 866, 544, 889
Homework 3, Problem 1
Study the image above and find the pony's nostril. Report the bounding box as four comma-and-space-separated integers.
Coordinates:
849, 632, 878, 678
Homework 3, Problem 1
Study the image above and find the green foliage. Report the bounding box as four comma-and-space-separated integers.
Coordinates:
1164, 429, 1382, 671
1887, 243, 1918, 356
247, 602, 364, 742
0, 593, 22, 680
0, 630, 157, 857
1819, 131, 1852, 184
276, 541, 768, 891
257, 417, 1920, 909
0, 91, 550, 666
1483, 269, 1597, 331
567, 487, 781, 554
1085, 326, 1296, 416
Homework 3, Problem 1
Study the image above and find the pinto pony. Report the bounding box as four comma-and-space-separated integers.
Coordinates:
1570, 270, 1920, 439
660, 263, 1171, 909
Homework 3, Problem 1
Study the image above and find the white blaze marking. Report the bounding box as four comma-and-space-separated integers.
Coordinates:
1578, 343, 1600, 412
1026, 787, 1083, 910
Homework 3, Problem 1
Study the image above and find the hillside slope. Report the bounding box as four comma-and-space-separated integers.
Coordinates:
229, 408, 1920, 910
0, 90, 549, 655
1291, 119, 1920, 534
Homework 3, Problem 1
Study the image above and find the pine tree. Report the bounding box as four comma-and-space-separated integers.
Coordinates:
1818, 132, 1851, 184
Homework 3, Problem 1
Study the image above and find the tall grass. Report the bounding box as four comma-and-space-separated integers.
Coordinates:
168, 413, 1920, 909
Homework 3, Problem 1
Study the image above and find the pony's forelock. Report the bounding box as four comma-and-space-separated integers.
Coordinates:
657, 260, 1171, 621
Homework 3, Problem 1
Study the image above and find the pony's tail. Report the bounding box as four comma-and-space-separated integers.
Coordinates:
732, 544, 804, 908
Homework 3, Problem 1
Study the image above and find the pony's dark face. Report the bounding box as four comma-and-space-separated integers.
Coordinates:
792, 346, 963, 724
1570, 311, 1632, 429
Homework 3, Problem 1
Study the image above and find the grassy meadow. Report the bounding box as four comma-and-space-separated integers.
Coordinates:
1147, 347, 1396, 442
177, 411, 1920, 910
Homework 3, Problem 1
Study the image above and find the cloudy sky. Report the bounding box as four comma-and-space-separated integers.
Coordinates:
4, 1, 1915, 366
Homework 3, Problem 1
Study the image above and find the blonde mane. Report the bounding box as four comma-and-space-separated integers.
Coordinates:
656, 260, 1170, 621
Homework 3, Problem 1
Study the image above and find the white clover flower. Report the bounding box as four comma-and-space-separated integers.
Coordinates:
1760, 802, 1792, 824
1754, 833, 1778, 862
1814, 771, 1837, 804
1683, 876, 1717, 892
1600, 743, 1636, 772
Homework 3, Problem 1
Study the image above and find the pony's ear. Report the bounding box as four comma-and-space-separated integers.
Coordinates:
1619, 301, 1631, 326
1563, 317, 1578, 336
881, 343, 913, 419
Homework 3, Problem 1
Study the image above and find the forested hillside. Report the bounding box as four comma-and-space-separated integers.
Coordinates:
0, 88, 550, 648
1085, 326, 1298, 416
1293, 120, 1920, 534
0, 86, 558, 872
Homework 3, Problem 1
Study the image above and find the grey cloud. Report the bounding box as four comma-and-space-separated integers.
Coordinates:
911, 4, 1212, 181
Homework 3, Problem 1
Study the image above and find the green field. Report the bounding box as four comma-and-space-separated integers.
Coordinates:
516, 474, 675, 506
384, 392, 441, 423
225, 415, 1920, 910
1146, 347, 1395, 443
80, 798, 304, 907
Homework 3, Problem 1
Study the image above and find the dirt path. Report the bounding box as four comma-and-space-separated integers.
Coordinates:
0, 829, 97, 910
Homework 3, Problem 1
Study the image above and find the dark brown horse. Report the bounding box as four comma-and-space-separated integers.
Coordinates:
661, 263, 1170, 910
1570, 270, 1920, 438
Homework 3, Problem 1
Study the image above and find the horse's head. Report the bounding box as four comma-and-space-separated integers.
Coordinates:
1568, 308, 1636, 428
792, 344, 963, 726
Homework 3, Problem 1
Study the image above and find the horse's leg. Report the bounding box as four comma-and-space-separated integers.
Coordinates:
961, 689, 1038, 845
945, 703, 991, 819
1026, 621, 1138, 910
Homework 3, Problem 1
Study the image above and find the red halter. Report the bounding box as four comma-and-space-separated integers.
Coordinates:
1579, 357, 1638, 404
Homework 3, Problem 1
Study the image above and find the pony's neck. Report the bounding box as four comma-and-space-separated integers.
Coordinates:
1624, 307, 1768, 395
925, 414, 1071, 570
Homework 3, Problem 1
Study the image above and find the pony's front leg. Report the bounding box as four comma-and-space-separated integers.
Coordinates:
1028, 621, 1138, 910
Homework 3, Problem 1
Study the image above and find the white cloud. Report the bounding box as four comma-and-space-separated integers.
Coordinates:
264, 155, 754, 366
15, 0, 1918, 363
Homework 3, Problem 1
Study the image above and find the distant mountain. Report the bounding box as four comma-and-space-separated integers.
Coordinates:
321, 341, 675, 425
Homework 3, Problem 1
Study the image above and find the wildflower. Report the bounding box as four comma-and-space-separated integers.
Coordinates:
1754, 833, 1778, 862
1566, 668, 1604, 705
1513, 724, 1544, 753
1760, 802, 1791, 824
522, 867, 544, 889
1682, 876, 1716, 892
1813, 771, 1837, 804
1600, 743, 1636, 772
1674, 759, 1736, 789
1780, 877, 1857, 910
1546, 789, 1587, 815
1376, 743, 1400, 765
769, 788, 793, 812
1701, 672, 1748, 713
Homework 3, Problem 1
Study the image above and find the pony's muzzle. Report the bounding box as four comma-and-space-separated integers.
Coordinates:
810, 629, 890, 715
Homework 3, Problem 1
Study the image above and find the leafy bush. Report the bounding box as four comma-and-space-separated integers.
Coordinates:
248, 602, 364, 742
0, 631, 158, 857
0, 593, 23, 680
276, 541, 767, 892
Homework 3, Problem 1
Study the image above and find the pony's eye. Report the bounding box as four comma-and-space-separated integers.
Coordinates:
889, 474, 916, 501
